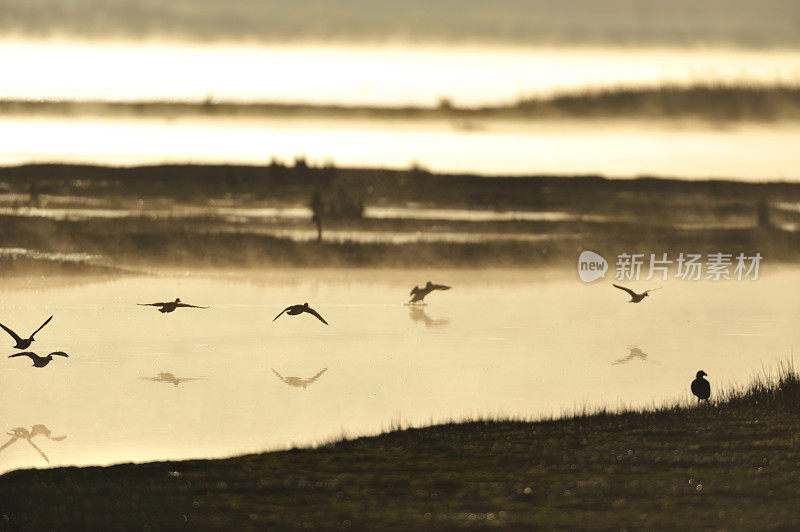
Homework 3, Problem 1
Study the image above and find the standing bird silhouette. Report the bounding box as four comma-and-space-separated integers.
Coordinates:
409, 282, 451, 304
138, 298, 209, 313
8, 351, 69, 368
691, 370, 711, 403
612, 284, 660, 303
273, 303, 328, 325
0, 315, 53, 349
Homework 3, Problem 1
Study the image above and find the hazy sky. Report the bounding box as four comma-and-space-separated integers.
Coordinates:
2, 0, 799, 47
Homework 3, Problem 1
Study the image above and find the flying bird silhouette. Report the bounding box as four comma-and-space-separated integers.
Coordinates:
409, 281, 451, 304
138, 298, 209, 313
691, 370, 711, 403
272, 303, 328, 325
141, 372, 205, 387
8, 351, 68, 367
612, 284, 661, 303
0, 315, 53, 349
271, 368, 327, 390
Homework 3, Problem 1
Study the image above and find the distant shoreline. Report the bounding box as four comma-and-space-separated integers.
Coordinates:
4, 84, 800, 122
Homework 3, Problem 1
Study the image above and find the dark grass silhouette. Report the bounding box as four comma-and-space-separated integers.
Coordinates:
513, 84, 800, 121
2, 365, 798, 529
5, 84, 800, 121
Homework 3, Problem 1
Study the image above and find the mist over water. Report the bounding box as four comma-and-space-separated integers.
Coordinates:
3, 41, 800, 105
3, 0, 800, 485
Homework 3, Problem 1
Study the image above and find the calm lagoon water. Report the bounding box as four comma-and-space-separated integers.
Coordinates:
1, 268, 797, 474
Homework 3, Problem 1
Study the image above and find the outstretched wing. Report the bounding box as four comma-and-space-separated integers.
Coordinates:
409, 286, 419, 296
29, 315, 53, 339
612, 284, 637, 297
304, 307, 329, 325
310, 368, 328, 380
49, 351, 69, 358
138, 302, 166, 307
271, 368, 285, 381
8, 352, 36, 360
645, 287, 663, 294
430, 284, 451, 291
0, 322, 23, 343
175, 303, 210, 309
272, 308, 290, 322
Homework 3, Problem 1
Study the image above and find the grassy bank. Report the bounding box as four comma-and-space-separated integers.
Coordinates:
2, 369, 798, 530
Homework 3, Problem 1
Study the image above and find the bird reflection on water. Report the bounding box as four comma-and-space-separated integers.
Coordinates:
141, 372, 206, 386
271, 368, 327, 390
0, 425, 66, 463
611, 346, 650, 366
408, 306, 450, 328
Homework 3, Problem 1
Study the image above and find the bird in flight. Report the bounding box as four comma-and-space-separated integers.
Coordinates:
612, 284, 661, 303
272, 303, 328, 325
271, 368, 327, 390
8, 351, 68, 368
691, 370, 711, 403
138, 298, 209, 313
409, 281, 451, 304
0, 315, 53, 349
141, 372, 205, 387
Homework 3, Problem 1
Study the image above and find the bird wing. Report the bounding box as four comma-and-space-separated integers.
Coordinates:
0, 322, 23, 343
49, 351, 69, 357
8, 352, 36, 360
612, 284, 637, 296
175, 303, 210, 309
29, 315, 53, 338
272, 308, 290, 322
138, 302, 166, 307
309, 368, 328, 381
409, 286, 419, 296
271, 368, 285, 381
430, 284, 451, 291
305, 307, 329, 325
645, 287, 663, 294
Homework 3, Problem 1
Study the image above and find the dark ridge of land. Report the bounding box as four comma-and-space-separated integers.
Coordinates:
2, 369, 798, 530
1, 162, 800, 269
5, 85, 800, 121
2, 0, 798, 47
5, 161, 800, 208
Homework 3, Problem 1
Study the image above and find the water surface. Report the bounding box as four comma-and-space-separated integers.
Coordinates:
1, 268, 796, 474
